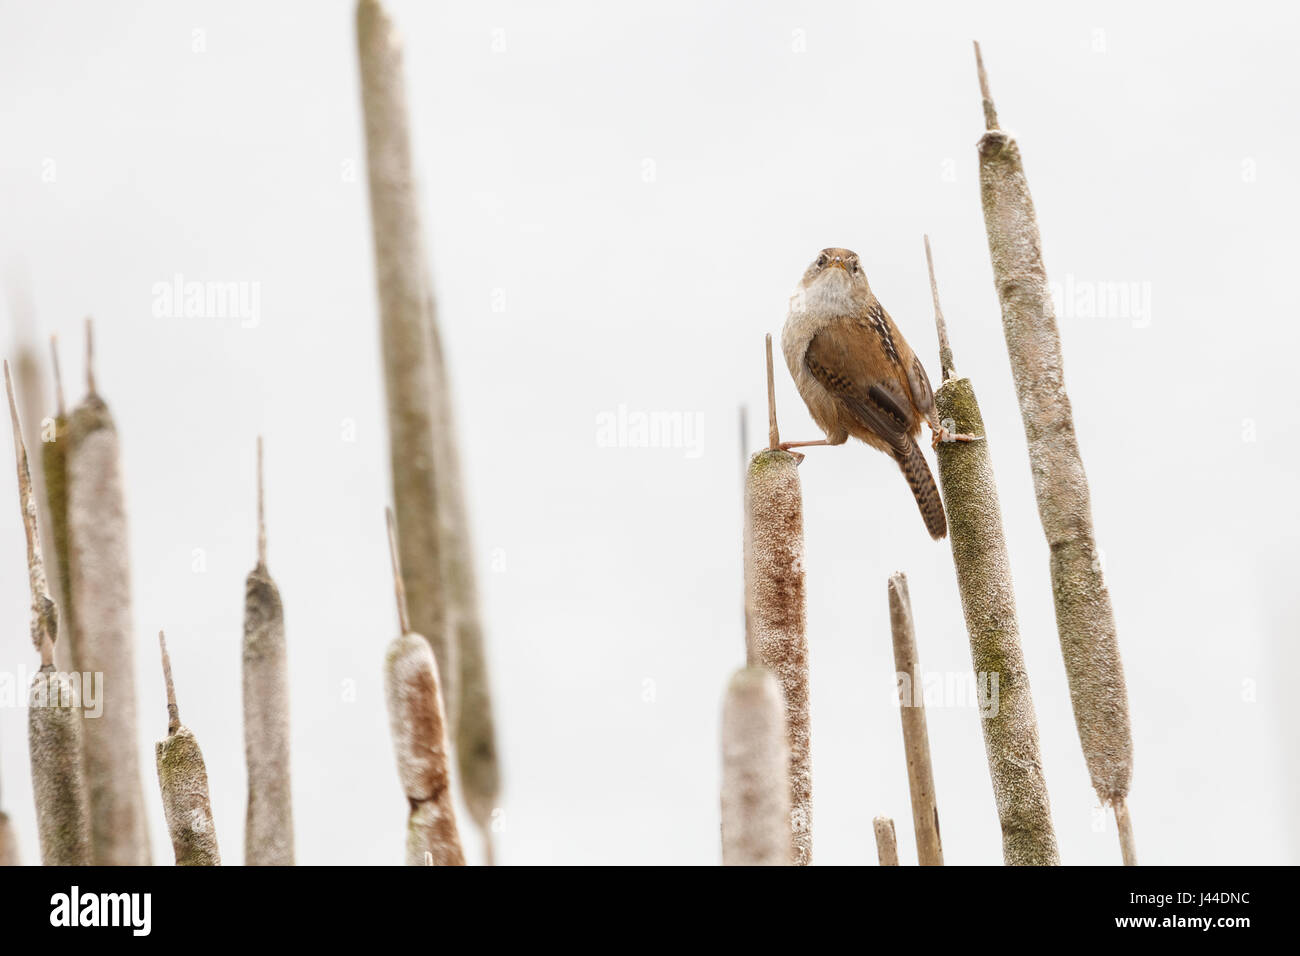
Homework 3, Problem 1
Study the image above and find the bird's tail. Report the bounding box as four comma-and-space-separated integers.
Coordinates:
894, 439, 947, 540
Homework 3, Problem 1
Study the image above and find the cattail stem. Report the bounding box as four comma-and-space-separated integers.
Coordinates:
743, 443, 810, 864
887, 572, 943, 866
765, 334, 779, 450
5, 362, 56, 666
42, 336, 73, 670
83, 317, 95, 396
720, 667, 791, 866
160, 629, 179, 735
256, 435, 266, 568
356, 0, 456, 727
243, 439, 294, 865
6, 362, 91, 865
51, 335, 65, 418
974, 44, 1134, 861
927, 241, 1060, 865
155, 632, 221, 866
1115, 797, 1137, 866
0, 812, 17, 866
924, 237, 955, 383
873, 817, 899, 866
66, 323, 150, 865
14, 339, 61, 641
383, 510, 466, 866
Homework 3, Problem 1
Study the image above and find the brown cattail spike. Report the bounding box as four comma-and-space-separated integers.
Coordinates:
159, 630, 180, 735
974, 44, 1133, 861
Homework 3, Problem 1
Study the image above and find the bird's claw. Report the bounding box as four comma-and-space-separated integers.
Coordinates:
931, 425, 982, 449
776, 443, 806, 465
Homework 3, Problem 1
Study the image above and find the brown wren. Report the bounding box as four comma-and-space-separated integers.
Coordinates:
780, 247, 973, 539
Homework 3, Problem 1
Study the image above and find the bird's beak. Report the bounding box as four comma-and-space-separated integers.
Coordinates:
827, 257, 846, 271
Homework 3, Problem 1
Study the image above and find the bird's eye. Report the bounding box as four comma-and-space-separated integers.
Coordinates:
816, 255, 828, 268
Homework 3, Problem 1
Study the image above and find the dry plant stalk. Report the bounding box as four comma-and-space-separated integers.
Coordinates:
974, 44, 1135, 863
926, 238, 1059, 865
425, 312, 501, 864
242, 438, 294, 865
382, 509, 466, 866
41, 337, 73, 670
873, 816, 899, 866
0, 811, 16, 866
720, 667, 791, 866
155, 632, 221, 866
743, 334, 811, 865
356, 0, 457, 727
66, 321, 150, 865
14, 338, 62, 626
887, 572, 943, 865
6, 361, 91, 865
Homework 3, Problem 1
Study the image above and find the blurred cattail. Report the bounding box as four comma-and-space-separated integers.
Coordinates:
887, 572, 943, 866
382, 509, 466, 866
242, 438, 294, 865
974, 45, 1135, 863
65, 320, 150, 865
873, 816, 899, 866
356, 0, 457, 727
0, 811, 16, 866
743, 335, 811, 865
720, 667, 791, 866
155, 632, 221, 866
5, 360, 91, 865
13, 336, 62, 626
926, 237, 1060, 865
41, 336, 72, 671
425, 310, 501, 864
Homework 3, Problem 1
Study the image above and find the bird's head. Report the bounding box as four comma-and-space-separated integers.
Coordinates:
800, 247, 868, 292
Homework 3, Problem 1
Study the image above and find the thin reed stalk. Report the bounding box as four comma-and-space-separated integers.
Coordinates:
5, 361, 91, 865
743, 335, 811, 865
242, 438, 294, 865
873, 817, 899, 866
155, 632, 221, 866
720, 667, 791, 866
382, 509, 466, 866
887, 572, 943, 865
926, 238, 1059, 865
974, 44, 1135, 862
66, 320, 150, 865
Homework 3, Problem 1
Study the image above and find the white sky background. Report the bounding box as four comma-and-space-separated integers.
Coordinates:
1, 0, 1297, 865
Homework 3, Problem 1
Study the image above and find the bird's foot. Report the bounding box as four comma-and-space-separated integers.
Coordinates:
930, 424, 981, 449
777, 438, 830, 465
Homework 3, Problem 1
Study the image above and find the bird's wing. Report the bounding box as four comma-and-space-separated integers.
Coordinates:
804, 318, 912, 456
871, 299, 935, 422
904, 351, 937, 422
